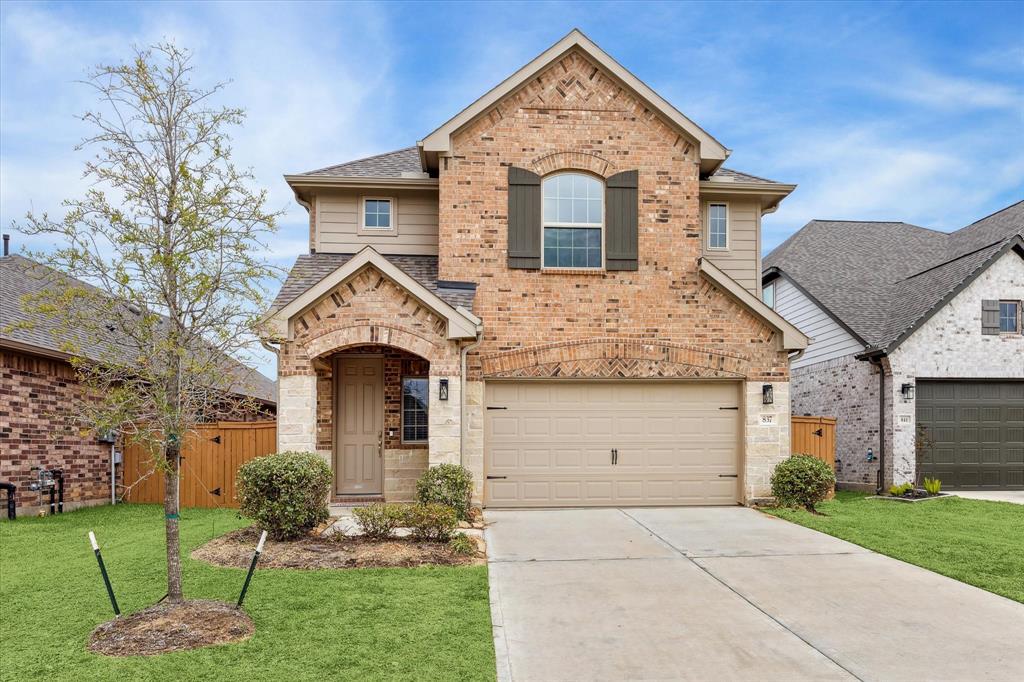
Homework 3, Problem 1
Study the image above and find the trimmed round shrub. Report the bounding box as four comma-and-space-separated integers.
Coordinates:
770, 454, 836, 512
415, 464, 474, 521
405, 503, 459, 542
352, 503, 408, 539
236, 452, 331, 540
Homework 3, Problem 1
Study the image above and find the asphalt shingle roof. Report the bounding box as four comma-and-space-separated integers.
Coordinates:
764, 201, 1024, 351
270, 253, 476, 313
1, 254, 276, 403
300, 147, 423, 178
707, 167, 785, 185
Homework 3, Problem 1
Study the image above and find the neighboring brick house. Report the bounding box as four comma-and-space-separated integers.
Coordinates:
264, 30, 808, 507
0, 251, 276, 514
763, 202, 1023, 491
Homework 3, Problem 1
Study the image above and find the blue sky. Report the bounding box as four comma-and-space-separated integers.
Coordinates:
2, 1, 1022, 376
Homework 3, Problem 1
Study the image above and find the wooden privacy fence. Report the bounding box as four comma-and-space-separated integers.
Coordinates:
792, 415, 837, 497
121, 421, 276, 508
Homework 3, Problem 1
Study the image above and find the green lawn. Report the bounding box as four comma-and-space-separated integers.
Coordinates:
764, 492, 1024, 603
0, 504, 495, 681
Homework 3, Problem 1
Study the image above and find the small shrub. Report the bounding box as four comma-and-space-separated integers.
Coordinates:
353, 503, 409, 539
770, 454, 836, 512
236, 452, 331, 540
889, 482, 913, 497
416, 464, 474, 520
448, 532, 477, 557
406, 503, 458, 542
923, 478, 942, 495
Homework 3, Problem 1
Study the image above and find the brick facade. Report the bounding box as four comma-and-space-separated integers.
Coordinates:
0, 349, 113, 513
439, 50, 788, 385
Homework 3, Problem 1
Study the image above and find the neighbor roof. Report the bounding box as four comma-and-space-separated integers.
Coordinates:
270, 253, 477, 312
0, 254, 276, 403
763, 201, 1024, 352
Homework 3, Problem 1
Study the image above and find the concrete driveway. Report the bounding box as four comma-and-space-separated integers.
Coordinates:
485, 507, 1024, 682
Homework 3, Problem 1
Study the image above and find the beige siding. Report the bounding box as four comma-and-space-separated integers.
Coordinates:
701, 199, 760, 294
315, 188, 439, 255
774, 276, 865, 369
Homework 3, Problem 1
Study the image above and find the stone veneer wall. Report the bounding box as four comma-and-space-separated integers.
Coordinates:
791, 355, 885, 489
0, 349, 114, 513
887, 250, 1024, 486
743, 381, 792, 501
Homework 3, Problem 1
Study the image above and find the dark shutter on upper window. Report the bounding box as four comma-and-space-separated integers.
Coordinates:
507, 166, 541, 269
605, 170, 639, 271
981, 299, 1000, 335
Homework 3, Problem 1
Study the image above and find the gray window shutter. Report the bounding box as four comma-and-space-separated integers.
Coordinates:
507, 166, 541, 269
981, 299, 1000, 334
605, 170, 638, 271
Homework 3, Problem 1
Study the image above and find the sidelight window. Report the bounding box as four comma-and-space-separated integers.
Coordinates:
402, 377, 428, 443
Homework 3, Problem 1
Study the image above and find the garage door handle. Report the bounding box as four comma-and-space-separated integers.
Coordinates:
719, 406, 739, 410
486, 475, 507, 480
718, 474, 738, 478
486, 406, 507, 410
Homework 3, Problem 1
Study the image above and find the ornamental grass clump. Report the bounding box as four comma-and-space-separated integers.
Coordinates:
770, 454, 836, 512
237, 452, 331, 540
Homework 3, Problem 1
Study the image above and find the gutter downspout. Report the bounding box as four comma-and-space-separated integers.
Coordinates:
867, 353, 887, 495
459, 330, 483, 467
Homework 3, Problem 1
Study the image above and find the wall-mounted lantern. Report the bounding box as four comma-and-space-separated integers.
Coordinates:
901, 383, 915, 401
762, 384, 774, 405
439, 378, 449, 401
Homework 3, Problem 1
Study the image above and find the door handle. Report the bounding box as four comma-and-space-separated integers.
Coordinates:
378, 433, 383, 458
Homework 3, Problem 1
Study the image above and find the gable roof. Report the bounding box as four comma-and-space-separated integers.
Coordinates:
263, 247, 481, 341
764, 201, 1024, 353
299, 147, 424, 179
1, 254, 276, 404
419, 29, 729, 176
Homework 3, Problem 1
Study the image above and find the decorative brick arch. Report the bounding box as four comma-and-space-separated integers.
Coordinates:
528, 150, 617, 178
479, 337, 750, 379
304, 324, 443, 365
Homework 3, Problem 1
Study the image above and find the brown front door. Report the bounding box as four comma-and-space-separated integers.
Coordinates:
336, 356, 384, 495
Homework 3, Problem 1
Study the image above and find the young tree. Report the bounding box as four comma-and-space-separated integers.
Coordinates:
19, 44, 278, 602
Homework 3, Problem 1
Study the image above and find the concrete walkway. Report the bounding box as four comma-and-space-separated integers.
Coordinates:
951, 490, 1024, 505
485, 507, 1024, 682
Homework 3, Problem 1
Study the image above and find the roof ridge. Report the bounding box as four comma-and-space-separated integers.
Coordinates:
300, 146, 417, 176
952, 199, 1024, 233
901, 238, 1008, 281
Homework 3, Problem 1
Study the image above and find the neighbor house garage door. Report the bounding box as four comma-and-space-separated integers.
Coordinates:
917, 380, 1024, 489
484, 381, 740, 507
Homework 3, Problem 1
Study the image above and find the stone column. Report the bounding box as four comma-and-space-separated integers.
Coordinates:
427, 373, 461, 466
463, 380, 485, 503
277, 374, 318, 455
742, 381, 792, 503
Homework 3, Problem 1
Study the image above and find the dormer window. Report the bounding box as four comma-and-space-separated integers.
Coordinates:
362, 198, 393, 230
542, 173, 603, 269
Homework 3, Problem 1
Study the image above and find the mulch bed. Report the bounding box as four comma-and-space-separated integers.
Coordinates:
192, 526, 484, 570
89, 599, 253, 656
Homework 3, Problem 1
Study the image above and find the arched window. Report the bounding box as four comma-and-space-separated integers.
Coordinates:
542, 173, 603, 268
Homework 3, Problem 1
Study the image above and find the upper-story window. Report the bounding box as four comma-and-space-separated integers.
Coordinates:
999, 301, 1020, 333
708, 203, 728, 250
362, 198, 393, 230
542, 173, 603, 268
763, 281, 776, 309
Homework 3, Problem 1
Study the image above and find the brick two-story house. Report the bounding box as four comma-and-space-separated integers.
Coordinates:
264, 30, 807, 507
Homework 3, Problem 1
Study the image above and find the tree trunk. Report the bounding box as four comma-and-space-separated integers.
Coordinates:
163, 444, 183, 602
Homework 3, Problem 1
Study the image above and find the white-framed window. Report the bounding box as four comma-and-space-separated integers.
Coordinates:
999, 300, 1020, 333
707, 203, 728, 250
401, 377, 428, 443
763, 281, 776, 309
542, 172, 603, 269
361, 197, 394, 231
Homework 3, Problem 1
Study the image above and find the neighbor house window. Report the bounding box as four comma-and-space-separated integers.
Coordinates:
402, 377, 428, 443
999, 301, 1020, 333
542, 173, 603, 268
708, 203, 728, 249
362, 198, 393, 229
763, 281, 776, 309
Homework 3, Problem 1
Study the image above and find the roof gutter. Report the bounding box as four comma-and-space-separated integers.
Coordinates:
284, 175, 439, 191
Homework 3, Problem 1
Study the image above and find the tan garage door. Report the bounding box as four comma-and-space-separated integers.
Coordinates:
484, 381, 741, 507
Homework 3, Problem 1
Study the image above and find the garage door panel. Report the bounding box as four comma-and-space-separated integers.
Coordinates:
917, 380, 1024, 490
485, 381, 740, 507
